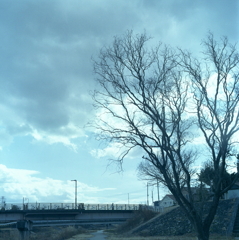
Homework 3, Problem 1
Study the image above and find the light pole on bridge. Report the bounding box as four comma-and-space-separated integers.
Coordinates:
23, 197, 29, 210
71, 180, 77, 209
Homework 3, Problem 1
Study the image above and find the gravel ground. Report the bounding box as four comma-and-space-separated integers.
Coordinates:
66, 230, 107, 240
65, 232, 94, 240
65, 231, 235, 240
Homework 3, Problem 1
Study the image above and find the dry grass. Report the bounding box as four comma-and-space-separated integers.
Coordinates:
0, 227, 92, 240
0, 229, 19, 240
104, 232, 235, 240
0, 228, 234, 240
29, 226, 88, 240
116, 208, 157, 234
64, 232, 95, 240
0, 225, 235, 240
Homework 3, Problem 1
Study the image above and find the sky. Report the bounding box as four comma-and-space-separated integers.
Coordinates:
0, 0, 238, 206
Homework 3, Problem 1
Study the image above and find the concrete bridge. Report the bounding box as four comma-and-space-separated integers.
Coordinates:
1, 202, 139, 211
0, 209, 135, 222
0, 202, 139, 239
0, 202, 138, 220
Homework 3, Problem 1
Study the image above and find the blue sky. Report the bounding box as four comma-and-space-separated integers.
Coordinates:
0, 0, 238, 205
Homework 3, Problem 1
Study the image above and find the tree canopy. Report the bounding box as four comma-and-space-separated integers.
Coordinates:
198, 159, 238, 191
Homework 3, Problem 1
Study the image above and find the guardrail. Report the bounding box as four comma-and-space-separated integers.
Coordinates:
0, 221, 17, 228
0, 203, 139, 211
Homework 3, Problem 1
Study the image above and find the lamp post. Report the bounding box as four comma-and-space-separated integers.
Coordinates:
23, 197, 29, 210
71, 180, 77, 209
157, 179, 160, 202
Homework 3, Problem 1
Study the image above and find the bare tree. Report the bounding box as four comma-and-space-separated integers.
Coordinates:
92, 31, 239, 240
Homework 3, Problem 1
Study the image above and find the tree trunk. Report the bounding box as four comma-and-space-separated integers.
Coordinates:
194, 221, 210, 240
197, 233, 209, 240
197, 226, 210, 240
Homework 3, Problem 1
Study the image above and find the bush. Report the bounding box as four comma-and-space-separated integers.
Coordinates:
116, 208, 157, 234
11, 205, 20, 210
0, 230, 19, 240
53, 226, 81, 240
29, 226, 87, 240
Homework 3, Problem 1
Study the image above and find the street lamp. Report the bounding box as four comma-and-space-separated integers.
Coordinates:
157, 179, 160, 202
23, 197, 29, 210
71, 180, 77, 209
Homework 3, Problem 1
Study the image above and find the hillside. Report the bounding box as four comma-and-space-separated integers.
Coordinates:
130, 198, 239, 237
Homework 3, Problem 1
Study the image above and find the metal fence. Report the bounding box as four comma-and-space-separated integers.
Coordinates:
0, 202, 139, 211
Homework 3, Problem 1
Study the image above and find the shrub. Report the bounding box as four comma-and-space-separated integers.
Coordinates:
29, 226, 87, 240
116, 208, 157, 234
11, 205, 20, 210
0, 230, 19, 240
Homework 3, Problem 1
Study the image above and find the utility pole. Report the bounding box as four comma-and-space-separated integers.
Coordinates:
157, 179, 160, 202
71, 180, 77, 209
147, 183, 149, 205
151, 188, 154, 204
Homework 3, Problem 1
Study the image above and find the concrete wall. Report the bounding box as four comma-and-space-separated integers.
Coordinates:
0, 210, 134, 222
226, 190, 239, 199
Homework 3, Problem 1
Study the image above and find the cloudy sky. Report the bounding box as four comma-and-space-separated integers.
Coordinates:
0, 0, 238, 206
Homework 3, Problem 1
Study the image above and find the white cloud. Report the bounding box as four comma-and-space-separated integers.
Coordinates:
0, 0, 237, 151
0, 164, 114, 204
31, 125, 83, 151
91, 142, 123, 159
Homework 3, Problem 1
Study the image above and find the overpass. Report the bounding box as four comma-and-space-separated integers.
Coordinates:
0, 202, 139, 222
1, 202, 139, 211
0, 209, 135, 223
0, 202, 139, 239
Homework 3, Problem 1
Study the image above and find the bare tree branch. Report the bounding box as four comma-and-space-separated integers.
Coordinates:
91, 31, 239, 240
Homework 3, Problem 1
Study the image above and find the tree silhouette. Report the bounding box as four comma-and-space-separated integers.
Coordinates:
92, 31, 239, 240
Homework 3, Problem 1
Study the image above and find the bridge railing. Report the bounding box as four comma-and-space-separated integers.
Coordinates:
0, 203, 139, 211
83, 204, 138, 210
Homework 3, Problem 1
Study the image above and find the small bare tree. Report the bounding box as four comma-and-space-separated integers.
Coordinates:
92, 31, 239, 240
